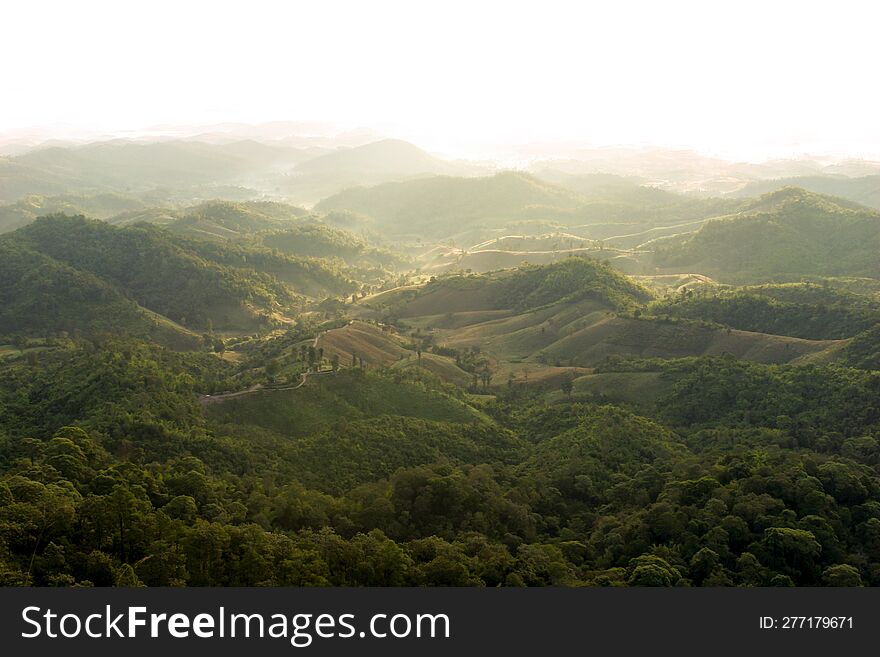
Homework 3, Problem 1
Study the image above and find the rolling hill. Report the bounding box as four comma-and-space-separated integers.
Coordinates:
316, 169, 745, 250
361, 258, 841, 395
161, 200, 309, 240
205, 367, 487, 439
0, 193, 148, 233
6, 139, 311, 197
648, 283, 880, 340
651, 188, 880, 281
292, 139, 457, 177
7, 215, 300, 332
0, 239, 201, 349
732, 175, 880, 210
315, 171, 586, 238
277, 139, 485, 204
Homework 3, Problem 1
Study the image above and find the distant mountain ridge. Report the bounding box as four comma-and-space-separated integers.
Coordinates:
293, 139, 459, 176
315, 171, 585, 238
731, 174, 880, 210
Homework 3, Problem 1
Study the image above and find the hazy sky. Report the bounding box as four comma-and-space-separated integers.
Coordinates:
3, 0, 879, 160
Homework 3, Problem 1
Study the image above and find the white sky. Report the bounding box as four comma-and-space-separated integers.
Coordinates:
2, 0, 879, 160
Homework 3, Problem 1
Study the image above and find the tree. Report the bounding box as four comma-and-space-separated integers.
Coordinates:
822, 564, 863, 587
561, 375, 574, 399
265, 359, 281, 380
627, 555, 681, 587
115, 563, 146, 587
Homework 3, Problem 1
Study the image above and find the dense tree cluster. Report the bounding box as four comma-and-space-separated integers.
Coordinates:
2, 338, 879, 587
649, 284, 880, 340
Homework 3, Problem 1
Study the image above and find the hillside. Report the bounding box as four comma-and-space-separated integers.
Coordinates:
0, 240, 201, 348
7, 139, 310, 196
365, 259, 839, 394
534, 170, 741, 228
649, 283, 880, 340
292, 139, 455, 177
315, 171, 586, 238
3, 202, 880, 589
652, 188, 880, 281
261, 222, 409, 270
277, 139, 484, 204
396, 258, 651, 316
163, 200, 309, 240
8, 215, 299, 331
0, 193, 148, 233
205, 368, 487, 439
317, 321, 411, 367
732, 175, 880, 209
0, 155, 71, 201
177, 238, 358, 299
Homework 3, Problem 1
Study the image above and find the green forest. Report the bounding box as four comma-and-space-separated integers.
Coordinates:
2, 140, 880, 588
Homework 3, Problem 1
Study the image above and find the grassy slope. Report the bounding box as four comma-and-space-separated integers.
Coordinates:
205, 369, 487, 438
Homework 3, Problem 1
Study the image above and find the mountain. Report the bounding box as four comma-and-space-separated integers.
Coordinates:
316, 169, 744, 248
7, 215, 299, 332
648, 283, 880, 340
315, 171, 586, 239
0, 239, 201, 348
292, 139, 456, 177
159, 200, 309, 240
0, 193, 149, 233
532, 170, 742, 243
534, 171, 682, 204
109, 201, 407, 293
651, 188, 880, 281
0, 156, 72, 201
260, 222, 409, 271
177, 237, 359, 299
731, 175, 880, 210
1, 139, 312, 201
352, 258, 839, 391
277, 139, 485, 205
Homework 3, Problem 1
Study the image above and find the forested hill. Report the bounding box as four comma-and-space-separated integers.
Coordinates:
292, 139, 456, 177
5, 214, 299, 332
0, 239, 202, 349
162, 200, 309, 239
0, 191, 879, 588
315, 171, 585, 237
1, 336, 879, 586
732, 174, 880, 210
652, 188, 880, 281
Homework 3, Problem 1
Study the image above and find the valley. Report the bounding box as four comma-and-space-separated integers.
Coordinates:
1, 134, 879, 588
